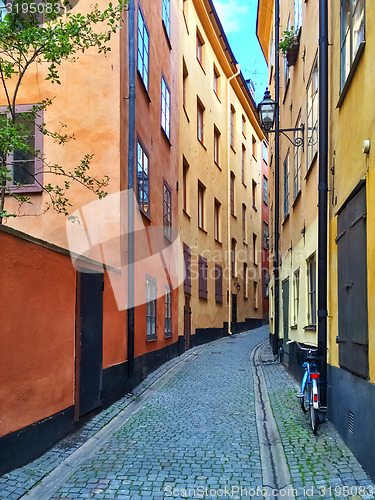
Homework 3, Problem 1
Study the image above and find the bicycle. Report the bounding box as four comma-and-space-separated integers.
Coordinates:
287, 340, 320, 434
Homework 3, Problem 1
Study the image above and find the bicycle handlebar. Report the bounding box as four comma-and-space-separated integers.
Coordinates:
286, 340, 318, 352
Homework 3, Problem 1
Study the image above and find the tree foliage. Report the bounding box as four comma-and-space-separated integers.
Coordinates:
0, 0, 127, 223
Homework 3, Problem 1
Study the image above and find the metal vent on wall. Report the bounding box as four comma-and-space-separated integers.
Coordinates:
348, 411, 354, 434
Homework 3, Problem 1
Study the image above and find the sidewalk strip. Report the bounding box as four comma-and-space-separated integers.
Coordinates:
252, 340, 295, 500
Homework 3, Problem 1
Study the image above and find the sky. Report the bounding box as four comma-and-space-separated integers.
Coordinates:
211, 0, 268, 104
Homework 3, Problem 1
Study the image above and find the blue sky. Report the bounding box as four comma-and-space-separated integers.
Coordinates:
212, 0, 268, 103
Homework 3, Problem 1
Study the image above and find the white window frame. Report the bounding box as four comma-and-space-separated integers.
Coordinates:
161, 76, 171, 139
137, 6, 150, 90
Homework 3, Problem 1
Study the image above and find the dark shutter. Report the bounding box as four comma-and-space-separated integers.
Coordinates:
215, 264, 223, 303
337, 184, 368, 378
198, 256, 208, 300
183, 243, 191, 295
203, 257, 208, 299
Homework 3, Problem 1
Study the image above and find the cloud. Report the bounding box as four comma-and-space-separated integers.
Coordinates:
213, 0, 249, 35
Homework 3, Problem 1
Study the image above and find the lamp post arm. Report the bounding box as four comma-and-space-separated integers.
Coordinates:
267, 124, 304, 148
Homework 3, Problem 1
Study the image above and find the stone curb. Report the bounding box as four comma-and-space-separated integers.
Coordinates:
252, 340, 295, 499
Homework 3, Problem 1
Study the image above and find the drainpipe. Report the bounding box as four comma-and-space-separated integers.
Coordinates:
317, 0, 328, 407
227, 64, 241, 335
273, 0, 280, 355
127, 0, 136, 378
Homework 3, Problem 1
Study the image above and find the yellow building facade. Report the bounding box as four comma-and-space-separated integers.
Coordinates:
258, 0, 375, 480
327, 0, 375, 480
257, 0, 320, 368
178, 0, 266, 348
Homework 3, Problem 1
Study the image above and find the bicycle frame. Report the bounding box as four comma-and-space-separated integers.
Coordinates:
300, 357, 320, 410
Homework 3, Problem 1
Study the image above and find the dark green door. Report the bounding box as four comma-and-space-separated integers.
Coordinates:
282, 279, 289, 348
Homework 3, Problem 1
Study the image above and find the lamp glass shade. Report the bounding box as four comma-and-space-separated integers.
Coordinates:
258, 88, 277, 131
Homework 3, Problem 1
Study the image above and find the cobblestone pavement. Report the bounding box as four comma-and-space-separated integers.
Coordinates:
1, 327, 374, 500
0, 344, 207, 500
260, 342, 375, 500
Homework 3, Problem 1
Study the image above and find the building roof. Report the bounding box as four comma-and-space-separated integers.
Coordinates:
256, 0, 273, 66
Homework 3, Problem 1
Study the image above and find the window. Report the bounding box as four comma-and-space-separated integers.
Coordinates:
0, 4, 7, 21
196, 29, 204, 66
137, 7, 149, 90
230, 106, 235, 148
230, 172, 235, 215
293, 115, 302, 200
307, 59, 319, 170
214, 127, 220, 166
270, 205, 273, 252
252, 179, 257, 209
163, 180, 172, 239
263, 176, 268, 205
183, 59, 188, 111
293, 269, 300, 325
231, 239, 236, 277
253, 281, 258, 310
242, 115, 246, 137
161, 77, 171, 139
284, 17, 290, 85
283, 152, 289, 219
183, 157, 189, 213
197, 99, 204, 144
146, 276, 157, 340
183, 243, 191, 294
1, 105, 43, 193
294, 0, 302, 31
198, 255, 208, 299
307, 254, 316, 326
242, 204, 247, 243
340, 0, 365, 92
243, 263, 248, 299
215, 264, 223, 303
263, 222, 269, 250
213, 65, 220, 97
253, 233, 257, 264
214, 199, 220, 241
263, 141, 268, 164
137, 140, 150, 214
165, 285, 172, 338
264, 270, 269, 298
241, 145, 246, 184
198, 181, 205, 229
252, 135, 257, 159
162, 0, 170, 38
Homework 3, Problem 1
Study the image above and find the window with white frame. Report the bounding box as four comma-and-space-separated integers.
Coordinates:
294, 0, 302, 32
284, 17, 290, 86
137, 7, 149, 90
293, 115, 302, 200
137, 140, 150, 214
163, 180, 172, 239
0, 105, 43, 192
263, 141, 268, 164
161, 77, 171, 139
293, 268, 300, 325
307, 59, 318, 170
340, 0, 365, 92
164, 285, 172, 338
307, 254, 316, 326
146, 276, 157, 339
263, 176, 268, 205
263, 222, 269, 250
162, 0, 170, 38
283, 151, 289, 218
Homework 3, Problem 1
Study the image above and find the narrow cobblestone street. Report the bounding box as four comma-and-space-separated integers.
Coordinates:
1, 327, 374, 500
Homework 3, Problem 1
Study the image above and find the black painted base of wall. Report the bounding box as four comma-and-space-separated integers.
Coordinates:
328, 364, 375, 482
0, 406, 74, 476
232, 318, 264, 334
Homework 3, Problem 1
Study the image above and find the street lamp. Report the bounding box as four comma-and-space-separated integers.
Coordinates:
258, 88, 304, 148
258, 88, 277, 131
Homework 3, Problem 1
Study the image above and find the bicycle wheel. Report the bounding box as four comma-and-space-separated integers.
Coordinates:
300, 385, 309, 413
309, 385, 318, 435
